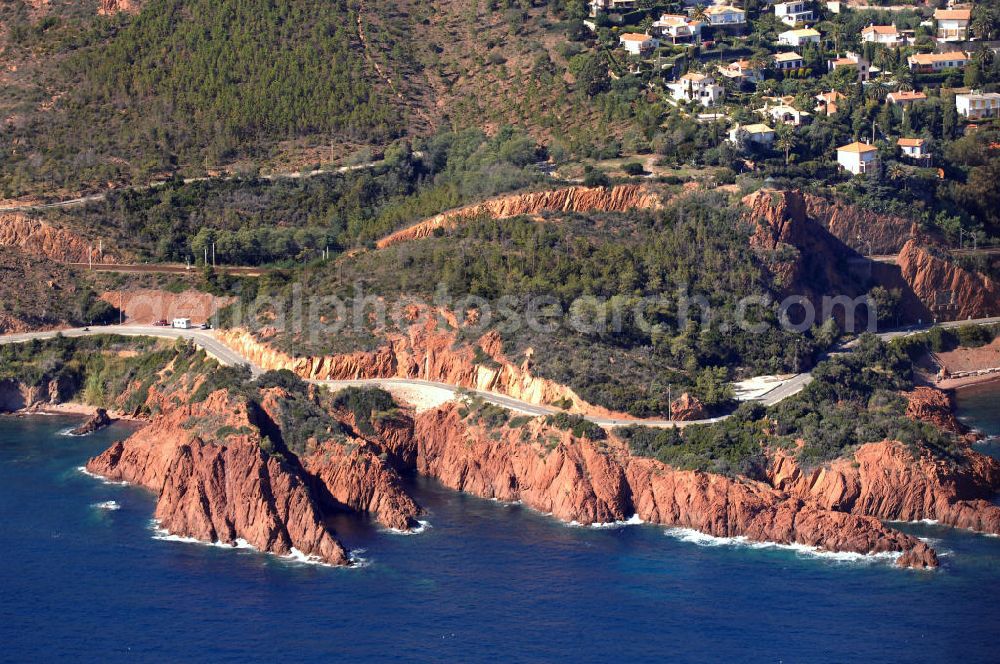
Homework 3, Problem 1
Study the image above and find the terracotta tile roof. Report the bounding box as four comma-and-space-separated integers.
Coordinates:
897, 138, 925, 147
773, 52, 803, 62
934, 9, 971, 20
838, 141, 879, 153
620, 33, 654, 41
862, 25, 898, 34
909, 52, 970, 65
888, 91, 928, 102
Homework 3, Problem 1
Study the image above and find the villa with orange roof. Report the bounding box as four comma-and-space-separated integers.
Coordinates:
934, 8, 971, 41
907, 51, 970, 72
861, 25, 903, 47
814, 90, 846, 115
619, 33, 659, 55
887, 90, 928, 106
897, 137, 928, 160
652, 14, 703, 44
837, 141, 879, 175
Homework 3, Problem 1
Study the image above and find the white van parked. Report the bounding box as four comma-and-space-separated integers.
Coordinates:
172, 318, 192, 329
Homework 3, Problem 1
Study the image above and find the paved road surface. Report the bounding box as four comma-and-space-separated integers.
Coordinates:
64, 263, 275, 277
3, 317, 999, 429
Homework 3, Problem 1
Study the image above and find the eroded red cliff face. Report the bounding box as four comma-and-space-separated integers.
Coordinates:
376, 185, 662, 248
219, 321, 631, 420
86, 391, 352, 565
374, 404, 940, 567
0, 214, 117, 264
803, 194, 913, 255
897, 239, 1000, 321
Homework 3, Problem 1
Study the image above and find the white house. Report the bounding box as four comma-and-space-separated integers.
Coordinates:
829, 52, 871, 81
861, 25, 903, 46
907, 51, 970, 72
778, 27, 821, 46
897, 137, 928, 160
933, 8, 971, 41
837, 141, 879, 175
774, 1, 814, 26
589, 0, 638, 17
728, 123, 776, 145
773, 51, 804, 71
760, 103, 811, 126
718, 59, 763, 86
704, 5, 746, 27
667, 72, 724, 107
619, 33, 659, 55
956, 91, 1000, 119
652, 14, 702, 44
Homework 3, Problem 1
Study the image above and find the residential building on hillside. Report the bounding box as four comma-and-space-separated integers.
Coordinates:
956, 91, 1000, 119
589, 0, 638, 17
778, 27, 821, 46
897, 137, 929, 160
667, 72, 724, 106
837, 141, 879, 175
907, 51, 970, 72
728, 123, 776, 145
652, 14, 703, 44
887, 90, 928, 106
774, 1, 814, 26
773, 51, 804, 71
933, 8, 971, 41
704, 5, 746, 27
829, 52, 871, 81
861, 25, 904, 46
620, 33, 659, 55
814, 90, 846, 115
758, 103, 811, 126
718, 59, 763, 86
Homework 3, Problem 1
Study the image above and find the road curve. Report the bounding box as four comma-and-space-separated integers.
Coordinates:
2, 317, 999, 429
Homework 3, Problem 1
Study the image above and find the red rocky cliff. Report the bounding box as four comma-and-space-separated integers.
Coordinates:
897, 239, 1000, 321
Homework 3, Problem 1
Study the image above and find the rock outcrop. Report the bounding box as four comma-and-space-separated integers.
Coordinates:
905, 386, 967, 435
87, 391, 352, 565
670, 393, 707, 421
392, 404, 939, 567
376, 185, 662, 248
768, 437, 1000, 539
896, 239, 1000, 321
0, 214, 117, 264
69, 408, 113, 435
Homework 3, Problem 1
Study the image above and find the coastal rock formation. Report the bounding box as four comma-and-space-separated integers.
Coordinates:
897, 239, 1000, 321
218, 324, 631, 419
372, 404, 940, 567
86, 391, 351, 565
768, 436, 1000, 538
69, 408, 113, 435
905, 386, 966, 435
0, 214, 117, 264
376, 185, 662, 248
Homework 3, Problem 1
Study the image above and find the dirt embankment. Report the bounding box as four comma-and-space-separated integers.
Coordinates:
100, 289, 234, 324
98, 0, 140, 15
376, 185, 662, 249
0, 213, 118, 264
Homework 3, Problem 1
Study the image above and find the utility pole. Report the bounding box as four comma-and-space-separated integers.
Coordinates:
204, 247, 208, 266
667, 384, 672, 422
88, 244, 92, 270
212, 242, 216, 267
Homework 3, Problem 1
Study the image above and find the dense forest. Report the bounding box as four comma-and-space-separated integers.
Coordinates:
0, 0, 403, 196
39, 127, 546, 264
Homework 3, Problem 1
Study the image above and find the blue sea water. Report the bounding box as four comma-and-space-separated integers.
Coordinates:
1, 388, 999, 663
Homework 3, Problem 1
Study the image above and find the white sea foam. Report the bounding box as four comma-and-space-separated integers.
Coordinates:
663, 527, 905, 565
92, 500, 120, 511
77, 466, 129, 486
149, 520, 359, 568
384, 519, 432, 536
58, 427, 81, 437
590, 514, 645, 529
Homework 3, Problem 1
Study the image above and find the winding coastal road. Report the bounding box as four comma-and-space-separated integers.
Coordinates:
2, 317, 999, 429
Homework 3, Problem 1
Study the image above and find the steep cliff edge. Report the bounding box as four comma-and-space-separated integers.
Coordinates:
363, 403, 939, 568
803, 195, 914, 255
376, 185, 662, 249
0, 213, 118, 264
897, 240, 1000, 321
86, 391, 352, 565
